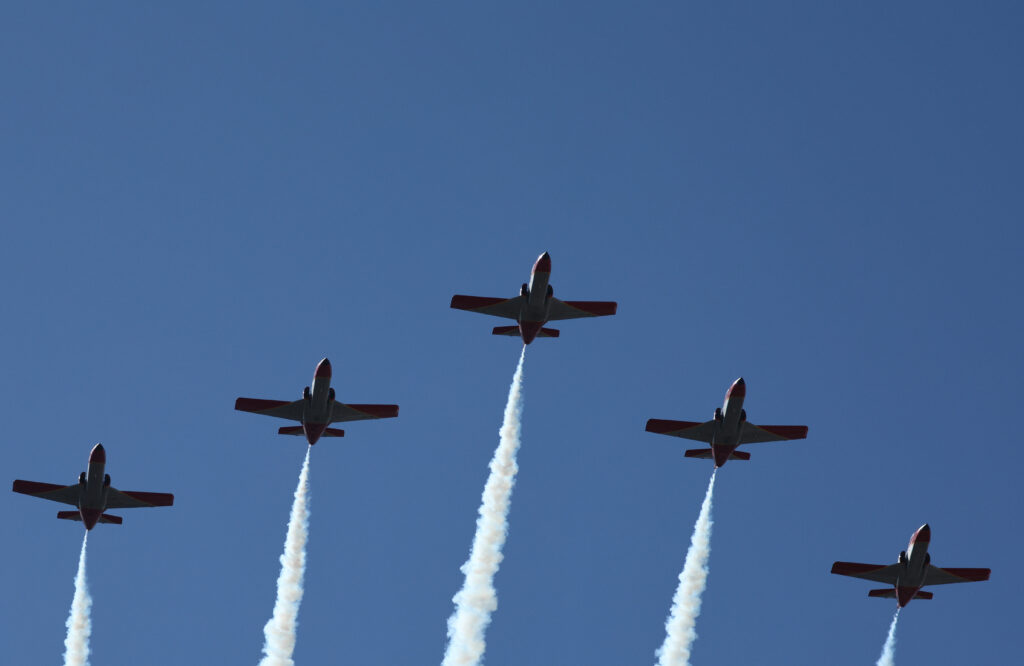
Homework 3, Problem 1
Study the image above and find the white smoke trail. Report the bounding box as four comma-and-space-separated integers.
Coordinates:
64, 533, 91, 666
442, 347, 527, 666
259, 446, 312, 666
876, 609, 900, 666
655, 470, 717, 666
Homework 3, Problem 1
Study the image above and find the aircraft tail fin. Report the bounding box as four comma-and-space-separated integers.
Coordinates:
491, 325, 560, 338
57, 511, 122, 525
278, 426, 345, 437
684, 448, 750, 461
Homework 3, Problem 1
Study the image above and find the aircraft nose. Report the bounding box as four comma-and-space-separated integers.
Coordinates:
915, 524, 931, 543
533, 252, 552, 274
727, 377, 746, 399
316, 358, 332, 379
89, 443, 106, 464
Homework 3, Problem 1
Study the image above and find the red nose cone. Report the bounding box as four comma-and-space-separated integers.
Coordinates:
89, 444, 106, 464
533, 252, 551, 274
913, 524, 931, 545
727, 377, 746, 399
315, 358, 332, 379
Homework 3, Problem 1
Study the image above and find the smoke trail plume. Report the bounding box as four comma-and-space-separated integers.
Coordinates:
655, 470, 717, 666
877, 609, 900, 666
260, 446, 312, 666
64, 533, 91, 666
442, 347, 527, 666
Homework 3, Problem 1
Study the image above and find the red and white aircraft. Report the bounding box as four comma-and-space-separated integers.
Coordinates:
645, 378, 808, 468
11, 444, 174, 530
831, 524, 990, 607
450, 252, 617, 344
234, 358, 399, 445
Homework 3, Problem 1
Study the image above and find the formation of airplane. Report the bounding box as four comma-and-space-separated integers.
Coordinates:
9, 251, 992, 628
234, 357, 399, 445
644, 378, 808, 468
450, 251, 617, 344
11, 444, 174, 530
831, 524, 990, 607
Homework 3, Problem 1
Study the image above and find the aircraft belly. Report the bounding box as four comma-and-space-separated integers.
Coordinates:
520, 302, 548, 323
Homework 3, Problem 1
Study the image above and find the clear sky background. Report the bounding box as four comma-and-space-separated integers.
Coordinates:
2, 2, 1021, 664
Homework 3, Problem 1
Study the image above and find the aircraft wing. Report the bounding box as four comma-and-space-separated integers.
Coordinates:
12, 480, 81, 506
922, 565, 991, 586
830, 561, 900, 584
545, 298, 618, 321
740, 423, 809, 444
234, 398, 305, 422
645, 419, 716, 443
450, 295, 524, 320
330, 402, 400, 423
105, 487, 175, 509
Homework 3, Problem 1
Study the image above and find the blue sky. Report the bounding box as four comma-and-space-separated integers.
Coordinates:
2, 2, 1021, 664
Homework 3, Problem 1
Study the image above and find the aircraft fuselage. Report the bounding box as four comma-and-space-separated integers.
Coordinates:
518, 252, 553, 344
894, 524, 932, 606
301, 358, 335, 444
710, 378, 748, 467
79, 443, 111, 529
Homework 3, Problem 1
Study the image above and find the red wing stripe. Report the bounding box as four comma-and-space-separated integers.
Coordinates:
119, 491, 175, 507
12, 480, 67, 495
346, 404, 400, 418
939, 567, 991, 582
831, 562, 888, 575
562, 300, 618, 316
235, 398, 291, 413
757, 425, 809, 440
646, 419, 703, 434
451, 295, 510, 311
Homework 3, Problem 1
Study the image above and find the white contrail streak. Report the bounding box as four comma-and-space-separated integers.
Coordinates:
260, 446, 312, 666
442, 347, 527, 666
64, 533, 91, 666
877, 609, 900, 666
655, 470, 717, 666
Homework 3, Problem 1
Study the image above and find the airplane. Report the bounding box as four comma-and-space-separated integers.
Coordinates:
831, 524, 991, 607
11, 443, 174, 530
644, 378, 808, 468
234, 357, 399, 445
450, 251, 617, 344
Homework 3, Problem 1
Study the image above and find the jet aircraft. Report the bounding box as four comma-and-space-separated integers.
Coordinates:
645, 378, 808, 468
831, 524, 990, 607
12, 443, 174, 530
450, 251, 617, 344
234, 358, 399, 445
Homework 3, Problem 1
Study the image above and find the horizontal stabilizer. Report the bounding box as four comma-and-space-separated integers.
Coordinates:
683, 448, 750, 461
57, 511, 122, 525
491, 326, 560, 338
279, 426, 344, 437
868, 588, 932, 600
